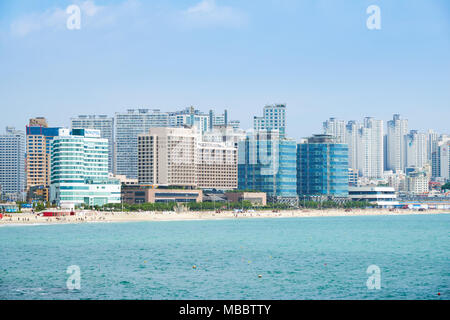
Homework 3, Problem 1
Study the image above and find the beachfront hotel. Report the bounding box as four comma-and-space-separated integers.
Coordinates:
297, 134, 349, 198
238, 129, 298, 204
0, 127, 26, 201
137, 126, 238, 190
49, 129, 121, 208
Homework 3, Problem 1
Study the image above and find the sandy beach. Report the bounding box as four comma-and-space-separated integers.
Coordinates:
0, 208, 449, 226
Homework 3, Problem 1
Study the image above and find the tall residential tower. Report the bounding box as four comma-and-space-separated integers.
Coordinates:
0, 127, 25, 201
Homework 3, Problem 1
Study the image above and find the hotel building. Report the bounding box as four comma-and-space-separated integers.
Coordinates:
50, 129, 121, 208
0, 127, 26, 201
116, 107, 237, 179
297, 134, 349, 198
238, 129, 297, 204
138, 127, 238, 190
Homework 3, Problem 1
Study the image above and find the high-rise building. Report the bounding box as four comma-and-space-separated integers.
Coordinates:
405, 130, 428, 169
0, 127, 25, 201
209, 109, 228, 128
324, 118, 383, 179
426, 129, 439, 163
50, 129, 121, 208
138, 127, 238, 190
323, 118, 346, 143
440, 143, 450, 181
71, 115, 114, 173
432, 136, 450, 181
386, 114, 408, 172
297, 134, 349, 198
116, 107, 238, 179
26, 118, 61, 201
115, 109, 170, 179
238, 130, 297, 203
197, 140, 238, 190
253, 104, 287, 138
344, 120, 361, 173
359, 117, 384, 179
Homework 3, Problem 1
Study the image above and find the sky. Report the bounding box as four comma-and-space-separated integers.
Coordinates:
0, 0, 449, 139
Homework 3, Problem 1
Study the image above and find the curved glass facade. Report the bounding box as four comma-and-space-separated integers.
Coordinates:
50, 129, 121, 207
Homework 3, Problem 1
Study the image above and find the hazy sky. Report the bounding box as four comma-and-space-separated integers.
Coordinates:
0, 0, 449, 139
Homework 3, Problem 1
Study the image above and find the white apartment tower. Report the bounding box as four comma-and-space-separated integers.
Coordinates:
344, 120, 361, 173
405, 130, 428, 169
386, 114, 408, 172
0, 127, 25, 200
323, 118, 346, 143
324, 118, 383, 179
359, 117, 384, 179
432, 136, 450, 180
426, 129, 439, 163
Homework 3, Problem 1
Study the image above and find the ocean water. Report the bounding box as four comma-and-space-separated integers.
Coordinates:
0, 214, 449, 300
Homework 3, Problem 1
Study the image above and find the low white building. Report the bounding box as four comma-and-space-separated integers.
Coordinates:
406, 175, 429, 195
349, 186, 399, 207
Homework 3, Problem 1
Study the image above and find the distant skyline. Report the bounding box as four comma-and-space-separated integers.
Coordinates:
1, 0, 449, 138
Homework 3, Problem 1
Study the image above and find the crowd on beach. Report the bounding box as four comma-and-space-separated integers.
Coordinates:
0, 208, 448, 226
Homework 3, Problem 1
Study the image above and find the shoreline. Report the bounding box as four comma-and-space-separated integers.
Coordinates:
0, 208, 449, 227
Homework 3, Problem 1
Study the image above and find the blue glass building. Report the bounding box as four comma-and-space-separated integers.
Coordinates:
297, 134, 349, 198
238, 130, 297, 203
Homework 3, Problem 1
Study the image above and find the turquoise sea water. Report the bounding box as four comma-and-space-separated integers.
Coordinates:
0, 214, 449, 300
